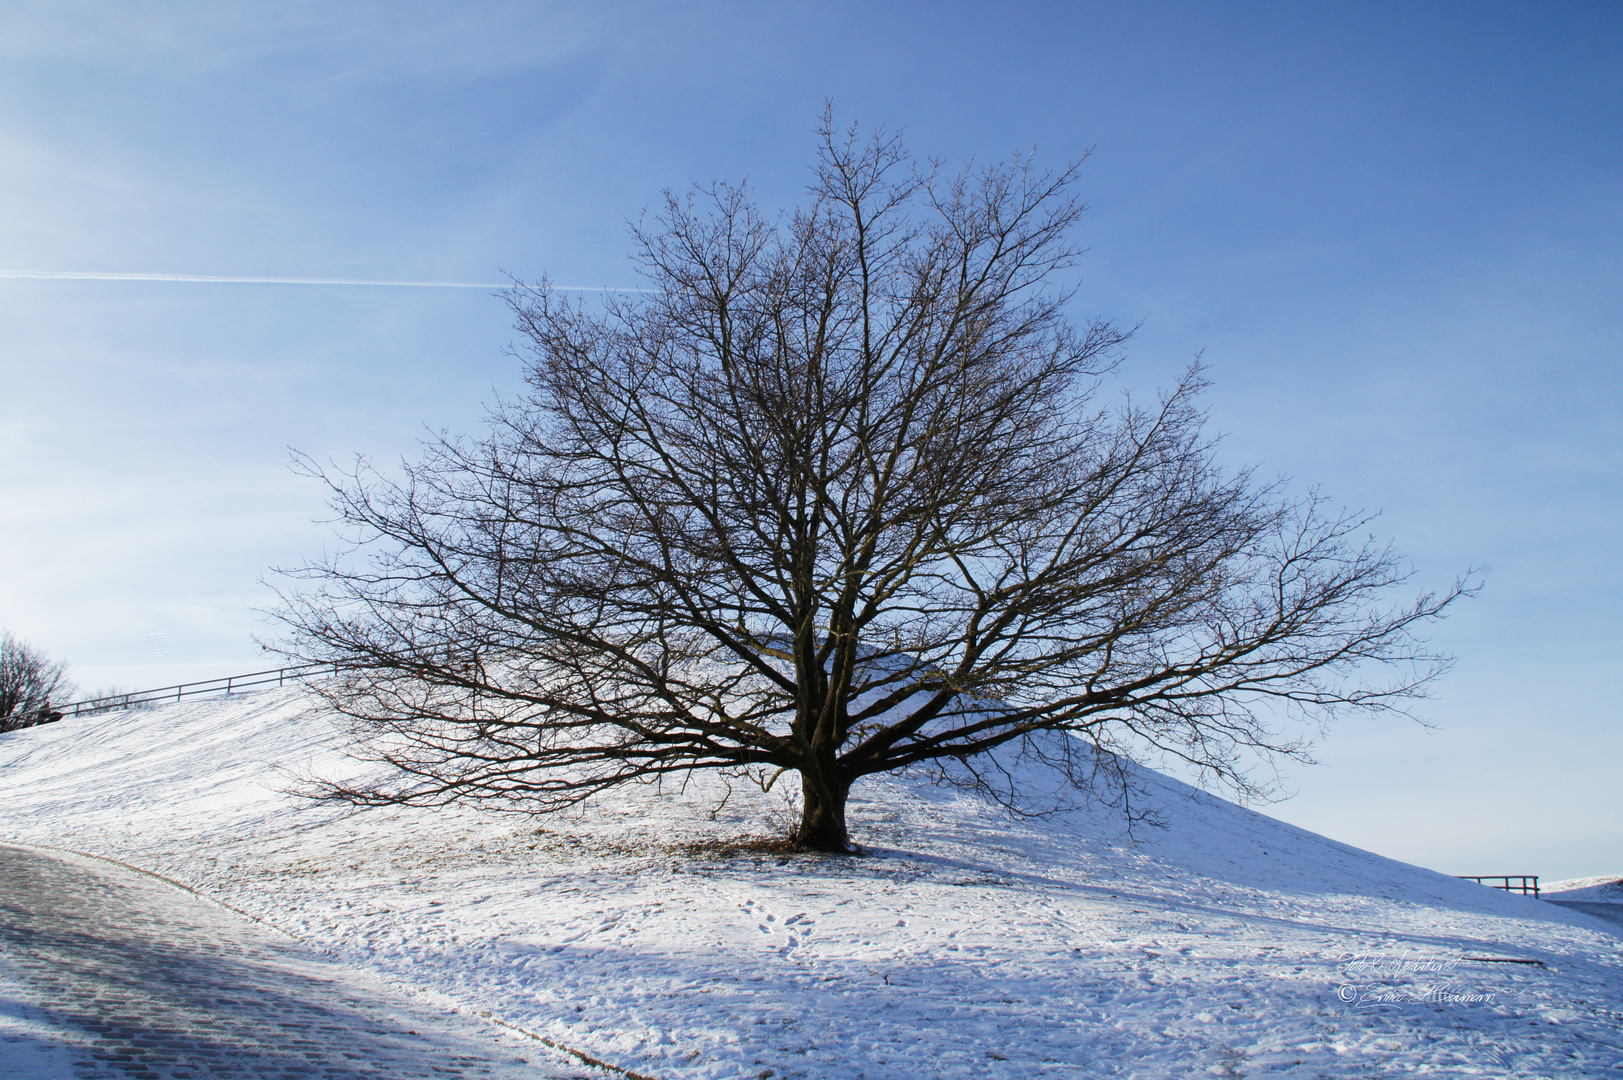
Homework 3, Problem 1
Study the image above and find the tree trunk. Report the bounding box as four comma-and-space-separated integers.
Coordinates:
794, 769, 852, 852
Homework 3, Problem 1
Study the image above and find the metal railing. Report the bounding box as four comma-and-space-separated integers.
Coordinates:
1458, 875, 1540, 898
53, 662, 339, 719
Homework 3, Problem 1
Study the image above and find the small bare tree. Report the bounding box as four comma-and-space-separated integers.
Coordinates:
0, 631, 75, 733
272, 115, 1467, 851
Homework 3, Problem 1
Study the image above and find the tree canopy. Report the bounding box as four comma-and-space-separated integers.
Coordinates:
273, 115, 1467, 851
0, 631, 74, 733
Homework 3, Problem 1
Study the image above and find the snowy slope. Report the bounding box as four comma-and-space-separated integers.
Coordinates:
1546, 875, 1623, 903
3, 687, 1621, 1078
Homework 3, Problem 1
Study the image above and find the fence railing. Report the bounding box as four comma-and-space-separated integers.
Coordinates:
1458, 875, 1540, 898
52, 663, 340, 719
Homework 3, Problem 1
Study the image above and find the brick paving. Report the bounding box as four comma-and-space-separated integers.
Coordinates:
0, 844, 597, 1079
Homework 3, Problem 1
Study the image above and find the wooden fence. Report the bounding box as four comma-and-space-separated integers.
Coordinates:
1457, 875, 1540, 898
50, 663, 339, 719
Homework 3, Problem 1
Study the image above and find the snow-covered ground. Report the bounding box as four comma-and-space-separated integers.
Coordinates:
1546, 875, 1623, 904
3, 687, 1621, 1078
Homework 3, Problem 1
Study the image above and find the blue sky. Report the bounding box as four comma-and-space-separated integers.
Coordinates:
3, 1, 1619, 879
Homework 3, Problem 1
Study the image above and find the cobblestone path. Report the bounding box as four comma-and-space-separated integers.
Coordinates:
0, 844, 599, 1079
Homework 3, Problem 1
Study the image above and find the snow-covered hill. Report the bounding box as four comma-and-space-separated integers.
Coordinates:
1547, 875, 1623, 904
3, 688, 1620, 1078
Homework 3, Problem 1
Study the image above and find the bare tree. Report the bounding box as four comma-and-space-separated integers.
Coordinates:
0, 631, 75, 733
272, 114, 1468, 851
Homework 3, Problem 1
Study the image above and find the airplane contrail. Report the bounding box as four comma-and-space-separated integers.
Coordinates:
0, 270, 645, 291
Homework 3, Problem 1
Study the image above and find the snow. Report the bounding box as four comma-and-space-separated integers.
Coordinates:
0, 951, 89, 1080
3, 686, 1621, 1078
1545, 875, 1623, 904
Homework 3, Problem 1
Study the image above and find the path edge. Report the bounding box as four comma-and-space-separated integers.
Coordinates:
0, 840, 664, 1080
